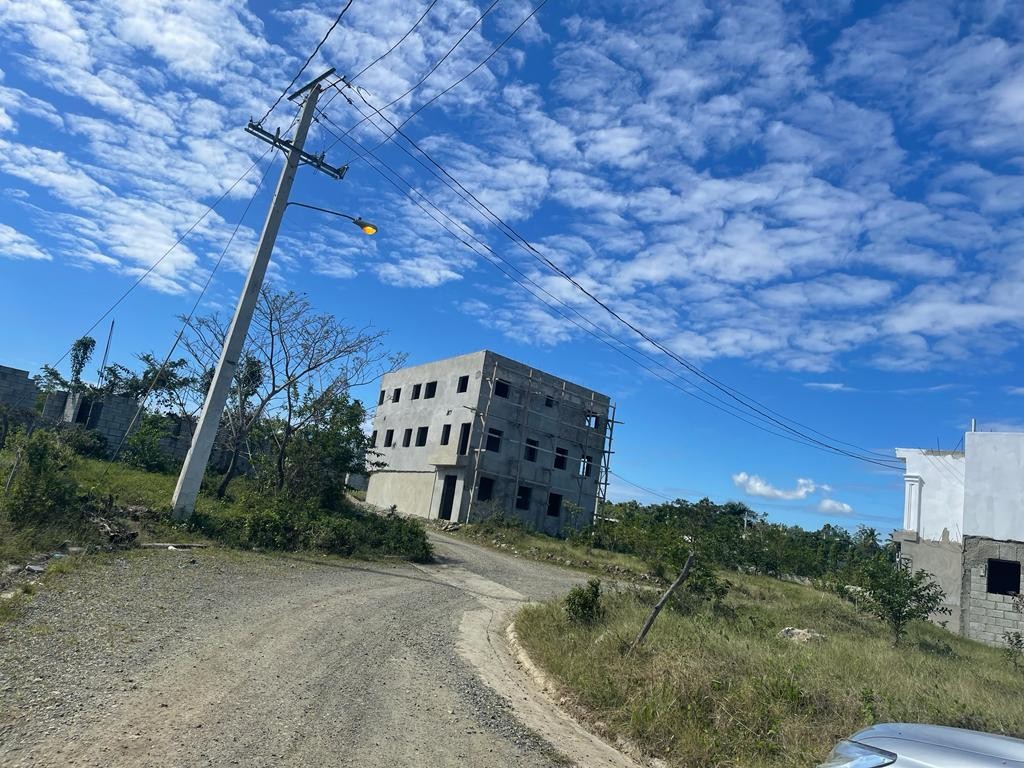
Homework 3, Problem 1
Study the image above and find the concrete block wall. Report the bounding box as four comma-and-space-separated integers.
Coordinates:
86, 394, 140, 452
0, 365, 41, 415
962, 536, 1024, 646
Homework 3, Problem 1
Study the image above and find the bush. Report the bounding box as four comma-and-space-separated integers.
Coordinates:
190, 493, 433, 563
1004, 631, 1024, 672
55, 423, 108, 459
564, 578, 605, 625
120, 414, 172, 473
2, 429, 80, 528
669, 561, 731, 615
856, 557, 949, 645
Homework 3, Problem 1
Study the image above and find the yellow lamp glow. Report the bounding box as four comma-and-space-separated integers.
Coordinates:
353, 218, 378, 236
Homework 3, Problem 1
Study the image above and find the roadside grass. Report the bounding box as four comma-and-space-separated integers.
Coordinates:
72, 457, 176, 509
516, 572, 1024, 768
4, 454, 430, 564
446, 516, 653, 582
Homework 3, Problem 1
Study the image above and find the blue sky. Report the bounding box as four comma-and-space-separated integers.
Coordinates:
2, 0, 1023, 532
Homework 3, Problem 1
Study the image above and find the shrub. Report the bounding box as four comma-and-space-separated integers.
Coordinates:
190, 493, 433, 563
1004, 631, 1024, 673
55, 423, 108, 458
856, 557, 949, 645
564, 578, 605, 625
120, 414, 172, 473
669, 561, 731, 615
2, 429, 79, 528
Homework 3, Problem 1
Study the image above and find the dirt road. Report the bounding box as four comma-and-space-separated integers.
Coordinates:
0, 534, 637, 768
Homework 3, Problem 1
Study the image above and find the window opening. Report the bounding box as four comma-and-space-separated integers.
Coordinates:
485, 428, 503, 452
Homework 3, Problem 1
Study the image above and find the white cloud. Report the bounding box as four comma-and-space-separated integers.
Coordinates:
732, 472, 831, 500
0, 223, 49, 260
805, 382, 856, 392
818, 498, 854, 515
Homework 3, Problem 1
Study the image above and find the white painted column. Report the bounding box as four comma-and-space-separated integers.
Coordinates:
904, 474, 923, 534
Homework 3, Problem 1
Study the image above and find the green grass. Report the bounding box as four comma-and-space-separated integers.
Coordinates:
516, 572, 1024, 768
72, 457, 177, 509
447, 517, 654, 582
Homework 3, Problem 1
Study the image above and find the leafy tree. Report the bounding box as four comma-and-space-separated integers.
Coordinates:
264, 393, 380, 509
857, 557, 949, 645
179, 288, 404, 497
69, 336, 96, 392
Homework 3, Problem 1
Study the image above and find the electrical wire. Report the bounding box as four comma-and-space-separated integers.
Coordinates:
51, 147, 276, 372
313, 98, 905, 473
350, 0, 440, 82
340, 0, 549, 162
312, 112, 901, 463
321, 88, 903, 471
607, 470, 676, 502
256, 0, 355, 126
101, 154, 278, 476
326, 0, 503, 152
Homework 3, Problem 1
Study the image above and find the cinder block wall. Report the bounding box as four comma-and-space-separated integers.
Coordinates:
0, 365, 41, 414
962, 536, 1024, 645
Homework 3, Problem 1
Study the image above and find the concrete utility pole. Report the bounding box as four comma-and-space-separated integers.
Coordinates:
171, 71, 343, 520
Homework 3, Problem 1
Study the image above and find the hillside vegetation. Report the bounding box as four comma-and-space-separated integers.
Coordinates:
1, 432, 431, 568
517, 573, 1023, 768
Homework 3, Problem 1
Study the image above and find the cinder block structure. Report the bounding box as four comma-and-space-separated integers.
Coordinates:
893, 431, 1024, 645
0, 364, 140, 454
366, 350, 614, 535
0, 365, 40, 414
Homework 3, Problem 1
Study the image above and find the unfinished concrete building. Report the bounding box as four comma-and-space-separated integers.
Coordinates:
366, 350, 614, 534
0, 364, 139, 451
893, 430, 1024, 645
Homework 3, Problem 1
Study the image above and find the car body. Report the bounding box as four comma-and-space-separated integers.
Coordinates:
820, 723, 1024, 767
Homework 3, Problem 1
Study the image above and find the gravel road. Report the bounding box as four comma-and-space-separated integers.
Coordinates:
0, 533, 624, 768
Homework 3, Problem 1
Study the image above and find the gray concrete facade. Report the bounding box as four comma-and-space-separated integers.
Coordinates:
961, 536, 1024, 645
366, 350, 613, 535
891, 528, 964, 630
0, 365, 41, 416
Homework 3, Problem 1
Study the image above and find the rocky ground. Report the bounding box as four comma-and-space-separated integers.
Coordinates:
0, 534, 621, 768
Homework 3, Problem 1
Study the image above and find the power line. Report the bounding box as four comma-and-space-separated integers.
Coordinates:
607, 470, 675, 502
103, 154, 278, 474
256, 0, 354, 126
320, 89, 902, 471
312, 112, 892, 460
340, 0, 549, 162
315, 99, 902, 471
51, 147, 275, 371
350, 0, 440, 82
326, 0, 503, 153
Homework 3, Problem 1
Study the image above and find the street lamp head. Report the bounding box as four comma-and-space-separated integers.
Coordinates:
353, 217, 378, 236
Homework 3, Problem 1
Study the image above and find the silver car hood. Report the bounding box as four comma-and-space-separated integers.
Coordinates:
853, 724, 1024, 767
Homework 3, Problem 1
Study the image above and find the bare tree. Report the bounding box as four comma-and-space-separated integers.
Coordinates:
180, 288, 404, 497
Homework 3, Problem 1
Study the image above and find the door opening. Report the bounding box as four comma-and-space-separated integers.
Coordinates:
438, 475, 458, 521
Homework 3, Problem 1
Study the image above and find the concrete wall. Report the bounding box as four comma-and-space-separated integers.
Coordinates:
366, 471, 438, 517
368, 351, 486, 521
894, 530, 964, 631
466, 351, 609, 534
366, 349, 612, 534
964, 432, 1024, 542
962, 536, 1024, 646
895, 448, 965, 542
0, 365, 40, 415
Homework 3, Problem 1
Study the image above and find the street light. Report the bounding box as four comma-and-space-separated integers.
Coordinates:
288, 201, 378, 235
